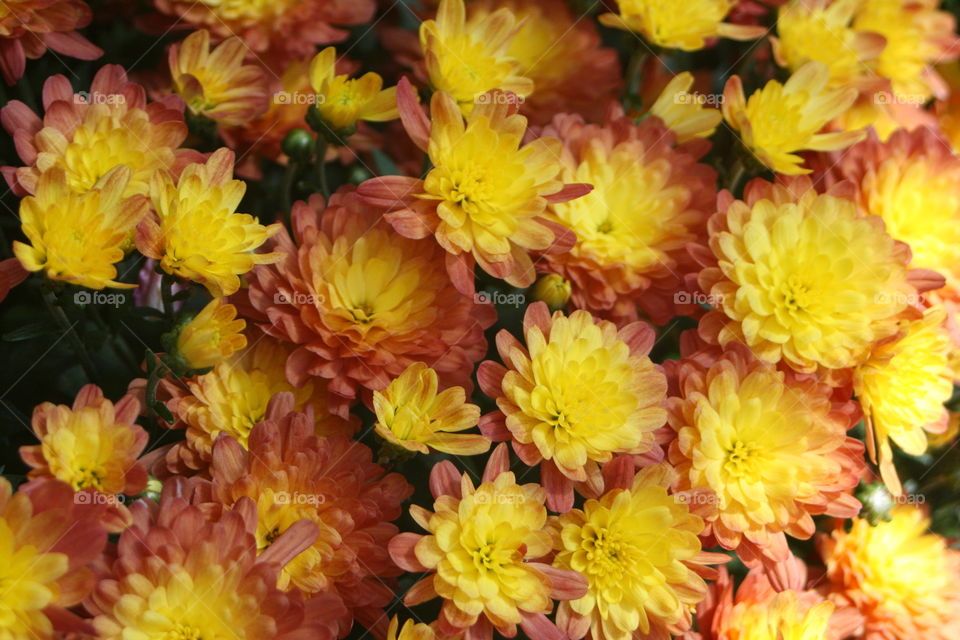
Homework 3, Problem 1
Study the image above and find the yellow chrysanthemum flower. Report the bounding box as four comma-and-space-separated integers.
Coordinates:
855, 307, 953, 495
169, 29, 268, 126
387, 617, 436, 640
139, 147, 281, 296
553, 465, 715, 640
722, 62, 866, 174
700, 177, 914, 372
649, 71, 723, 142
373, 361, 489, 456
668, 347, 865, 553
728, 590, 835, 640
175, 297, 247, 370
420, 0, 533, 114
308, 46, 398, 132
821, 507, 960, 640
599, 0, 765, 51
13, 165, 147, 289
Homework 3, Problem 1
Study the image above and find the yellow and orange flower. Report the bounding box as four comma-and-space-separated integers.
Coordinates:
552, 463, 725, 640
20, 384, 147, 497
599, 0, 766, 51
854, 307, 953, 496
168, 29, 269, 126
388, 447, 587, 640
245, 190, 494, 407
699, 176, 916, 373
534, 110, 717, 323
722, 62, 866, 174
820, 506, 960, 640
150, 0, 375, 59
205, 408, 412, 638
0, 478, 107, 639
138, 147, 282, 297
88, 485, 339, 640
309, 46, 398, 132
0, 0, 102, 85
419, 0, 532, 114
174, 297, 247, 370
0, 64, 193, 198
667, 346, 865, 561
468, 0, 620, 125
157, 336, 356, 474
387, 616, 436, 640
357, 80, 588, 293
478, 303, 666, 512
13, 165, 147, 289
648, 71, 724, 142
373, 361, 488, 456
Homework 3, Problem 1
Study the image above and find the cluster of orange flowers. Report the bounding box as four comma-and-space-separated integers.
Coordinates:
3, 0, 960, 639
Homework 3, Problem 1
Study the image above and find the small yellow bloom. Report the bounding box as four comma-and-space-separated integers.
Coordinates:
553, 465, 713, 640
387, 616, 436, 640
139, 147, 281, 296
175, 297, 247, 370
649, 71, 723, 142
14, 165, 147, 289
373, 362, 488, 455
722, 62, 866, 174
599, 0, 765, 51
420, 0, 533, 114
308, 46, 398, 131
728, 590, 835, 640
855, 307, 953, 495
169, 29, 269, 126
530, 273, 571, 310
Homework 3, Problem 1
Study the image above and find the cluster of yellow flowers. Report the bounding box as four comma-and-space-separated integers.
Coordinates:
2, 0, 960, 639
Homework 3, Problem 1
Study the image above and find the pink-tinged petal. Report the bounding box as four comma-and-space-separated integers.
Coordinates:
464, 617, 494, 640
544, 183, 593, 204
135, 214, 164, 260
357, 175, 422, 208
210, 434, 249, 484
528, 563, 588, 600
556, 604, 591, 640
404, 576, 439, 606
535, 217, 576, 254
384, 208, 434, 239
0, 39, 25, 85
482, 443, 510, 482
519, 612, 565, 640
619, 321, 656, 356
908, 268, 947, 293
429, 460, 462, 499
1, 100, 40, 136
542, 461, 574, 513
397, 76, 430, 152
260, 519, 319, 567
478, 411, 511, 441
0, 257, 29, 302
523, 302, 553, 335
42, 31, 103, 60
601, 455, 635, 492
389, 532, 428, 571
476, 361, 507, 398
447, 251, 476, 297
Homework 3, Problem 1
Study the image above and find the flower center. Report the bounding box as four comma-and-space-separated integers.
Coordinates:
724, 440, 762, 477
778, 274, 813, 312
162, 624, 205, 640
448, 173, 492, 215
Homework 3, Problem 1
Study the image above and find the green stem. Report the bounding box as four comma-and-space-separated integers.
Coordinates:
315, 136, 330, 200
42, 287, 98, 381
281, 160, 298, 226
623, 43, 650, 107
727, 158, 748, 195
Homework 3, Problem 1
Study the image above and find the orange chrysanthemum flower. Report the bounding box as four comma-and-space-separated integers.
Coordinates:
150, 0, 375, 60
388, 447, 587, 640
203, 406, 412, 638
0, 479, 107, 639
0, 0, 102, 85
478, 303, 667, 512
698, 176, 916, 373
168, 29, 269, 126
534, 110, 717, 324
667, 346, 865, 566
357, 79, 589, 294
87, 485, 338, 640
0, 64, 194, 198
468, 0, 620, 125
154, 336, 356, 475
820, 506, 960, 640
245, 190, 494, 407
